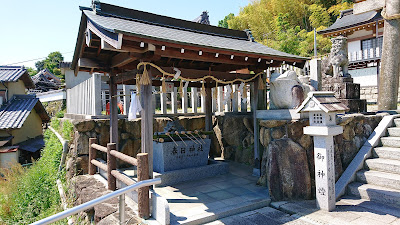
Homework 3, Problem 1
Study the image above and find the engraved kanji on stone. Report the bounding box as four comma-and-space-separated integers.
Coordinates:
172, 147, 178, 155
317, 153, 325, 162
181, 147, 186, 154
318, 187, 326, 196
189, 145, 195, 152
198, 145, 203, 152
318, 170, 325, 179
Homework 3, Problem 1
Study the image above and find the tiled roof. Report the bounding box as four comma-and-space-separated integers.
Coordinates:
0, 66, 27, 82
18, 135, 45, 152
0, 66, 35, 89
83, 9, 307, 60
319, 9, 381, 34
0, 95, 49, 129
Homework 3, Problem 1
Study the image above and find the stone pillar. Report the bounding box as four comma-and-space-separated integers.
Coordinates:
310, 59, 322, 91
378, 0, 400, 110
313, 136, 335, 211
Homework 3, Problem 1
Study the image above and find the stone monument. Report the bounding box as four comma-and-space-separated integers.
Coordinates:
297, 91, 349, 211
321, 36, 367, 113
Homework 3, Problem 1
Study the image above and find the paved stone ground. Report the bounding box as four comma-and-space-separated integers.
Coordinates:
154, 162, 271, 225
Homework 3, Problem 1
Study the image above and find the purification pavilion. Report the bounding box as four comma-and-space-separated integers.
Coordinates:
70, 1, 308, 174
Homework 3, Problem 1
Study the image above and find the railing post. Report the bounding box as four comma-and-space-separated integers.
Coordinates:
107, 143, 117, 191
119, 194, 126, 225
89, 138, 97, 175
137, 153, 150, 219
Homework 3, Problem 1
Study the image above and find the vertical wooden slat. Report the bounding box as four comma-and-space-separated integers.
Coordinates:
241, 85, 247, 112
160, 92, 168, 114
191, 87, 198, 113
217, 86, 224, 112
182, 87, 188, 113
107, 143, 117, 191
89, 138, 97, 175
140, 70, 153, 177
137, 153, 150, 219
225, 86, 231, 112
232, 84, 239, 112
171, 87, 178, 114
123, 85, 131, 115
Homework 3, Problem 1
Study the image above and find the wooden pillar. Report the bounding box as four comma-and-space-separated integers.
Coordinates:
378, 0, 400, 110
251, 80, 261, 176
241, 85, 247, 112
140, 72, 153, 178
171, 87, 178, 114
137, 153, 150, 219
205, 85, 212, 131
107, 143, 117, 190
89, 138, 97, 175
109, 75, 118, 148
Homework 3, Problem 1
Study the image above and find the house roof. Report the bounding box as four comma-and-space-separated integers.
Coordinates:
319, 9, 381, 35
32, 69, 61, 84
0, 95, 50, 130
296, 92, 349, 113
0, 66, 35, 89
18, 135, 45, 153
72, 2, 307, 72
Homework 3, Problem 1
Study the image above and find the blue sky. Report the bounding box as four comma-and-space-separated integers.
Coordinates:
0, 0, 249, 69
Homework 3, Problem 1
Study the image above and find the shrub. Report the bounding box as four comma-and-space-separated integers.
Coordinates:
0, 129, 65, 224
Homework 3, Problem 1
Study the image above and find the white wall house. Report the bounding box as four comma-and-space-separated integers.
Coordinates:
319, 9, 384, 102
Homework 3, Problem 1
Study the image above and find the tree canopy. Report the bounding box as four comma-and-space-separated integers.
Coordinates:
218, 0, 353, 57
35, 51, 64, 78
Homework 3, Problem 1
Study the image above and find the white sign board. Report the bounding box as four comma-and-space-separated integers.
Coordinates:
353, 0, 385, 15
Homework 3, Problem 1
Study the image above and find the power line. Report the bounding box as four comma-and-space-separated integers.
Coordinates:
5, 51, 74, 66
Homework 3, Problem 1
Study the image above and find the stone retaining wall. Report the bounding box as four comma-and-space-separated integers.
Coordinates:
63, 113, 255, 177
258, 113, 386, 201
360, 86, 400, 103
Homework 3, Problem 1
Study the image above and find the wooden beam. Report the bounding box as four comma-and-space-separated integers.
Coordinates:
78, 58, 102, 68
123, 35, 306, 63
111, 52, 137, 68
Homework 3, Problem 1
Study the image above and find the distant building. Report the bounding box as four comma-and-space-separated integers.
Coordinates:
31, 68, 62, 93
319, 9, 383, 102
0, 66, 50, 167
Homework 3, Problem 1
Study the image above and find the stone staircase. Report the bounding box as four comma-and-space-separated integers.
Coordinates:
347, 118, 400, 208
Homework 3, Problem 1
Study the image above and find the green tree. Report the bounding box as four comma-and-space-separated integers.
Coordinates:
218, 13, 235, 28
308, 4, 331, 28
26, 67, 37, 76
35, 51, 64, 78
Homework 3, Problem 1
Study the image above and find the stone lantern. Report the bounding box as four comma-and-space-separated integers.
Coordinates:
296, 91, 349, 211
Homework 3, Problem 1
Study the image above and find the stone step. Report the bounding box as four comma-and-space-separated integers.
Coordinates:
356, 170, 400, 191
388, 127, 400, 137
171, 198, 271, 225
373, 147, 400, 160
340, 196, 400, 218
365, 158, 400, 175
394, 118, 400, 127
347, 182, 400, 208
380, 136, 400, 148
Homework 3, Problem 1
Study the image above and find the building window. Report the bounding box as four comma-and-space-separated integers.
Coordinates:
313, 113, 323, 124
361, 37, 383, 59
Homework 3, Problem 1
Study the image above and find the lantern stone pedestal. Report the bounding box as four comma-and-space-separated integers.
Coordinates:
297, 91, 349, 211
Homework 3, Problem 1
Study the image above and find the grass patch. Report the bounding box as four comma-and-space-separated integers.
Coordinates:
50, 118, 74, 141
0, 129, 66, 224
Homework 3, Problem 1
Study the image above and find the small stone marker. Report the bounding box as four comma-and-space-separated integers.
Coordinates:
297, 91, 349, 211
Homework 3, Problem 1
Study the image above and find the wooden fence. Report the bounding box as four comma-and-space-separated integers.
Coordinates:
88, 138, 150, 218
66, 73, 102, 116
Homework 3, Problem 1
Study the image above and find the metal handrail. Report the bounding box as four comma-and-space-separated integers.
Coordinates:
30, 178, 161, 225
